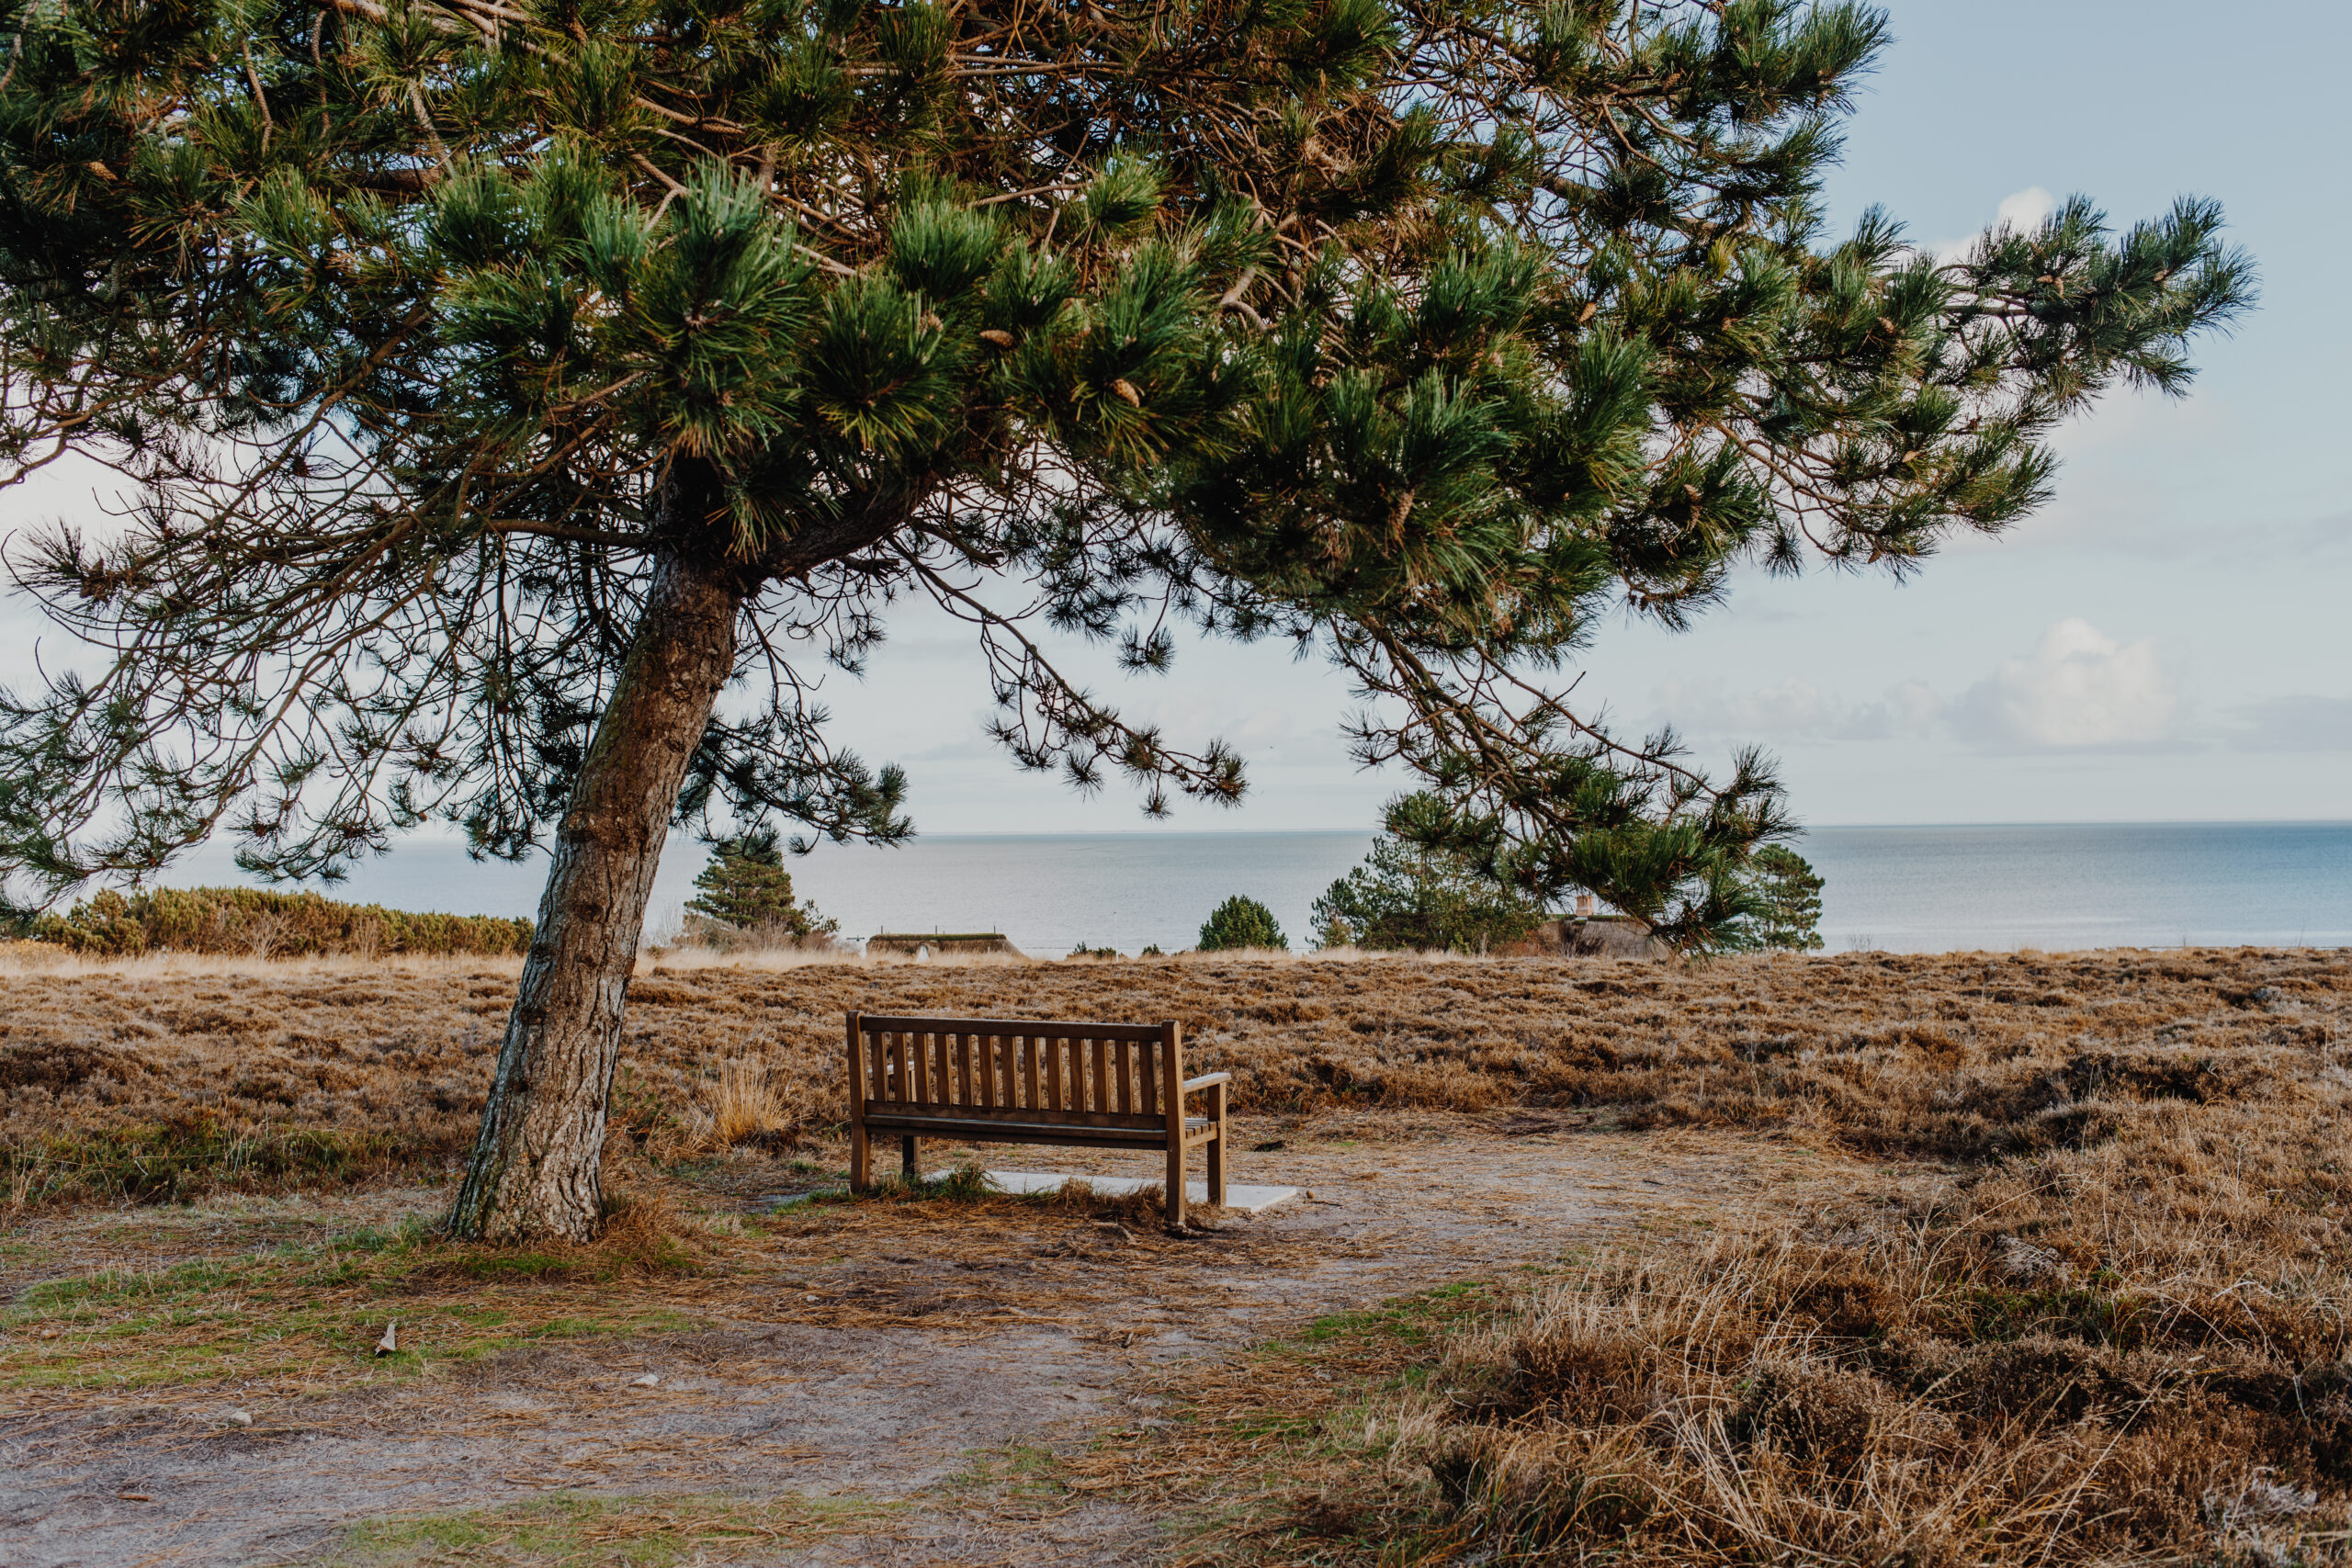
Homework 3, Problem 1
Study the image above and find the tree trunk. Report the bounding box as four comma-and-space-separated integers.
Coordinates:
447, 514, 747, 1243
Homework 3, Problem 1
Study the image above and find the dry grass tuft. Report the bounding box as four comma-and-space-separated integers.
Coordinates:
1404, 1153, 2352, 1565
1214, 1084, 2352, 1563
698, 1056, 797, 1150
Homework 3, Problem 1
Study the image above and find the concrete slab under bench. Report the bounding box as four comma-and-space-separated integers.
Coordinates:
984, 1168, 1299, 1215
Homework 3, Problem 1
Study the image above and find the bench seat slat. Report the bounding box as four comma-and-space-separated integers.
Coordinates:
875, 1101, 1166, 1133
860, 1014, 1166, 1043
860, 1116, 1177, 1150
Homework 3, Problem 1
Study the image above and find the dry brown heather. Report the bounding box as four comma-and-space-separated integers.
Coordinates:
2, 944, 2344, 1175
6, 944, 2352, 1563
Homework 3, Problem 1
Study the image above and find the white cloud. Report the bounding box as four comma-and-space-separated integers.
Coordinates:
1951, 618, 2179, 749
1656, 622, 2185, 755
1928, 184, 2058, 263
1994, 185, 2057, 234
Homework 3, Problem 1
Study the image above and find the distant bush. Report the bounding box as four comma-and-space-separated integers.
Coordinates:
1197, 896, 1286, 952
681, 829, 837, 948
1723, 846, 1826, 953
30, 886, 533, 958
1311, 829, 1546, 953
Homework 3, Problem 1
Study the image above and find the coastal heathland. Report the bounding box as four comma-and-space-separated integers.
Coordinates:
3, 945, 2346, 1563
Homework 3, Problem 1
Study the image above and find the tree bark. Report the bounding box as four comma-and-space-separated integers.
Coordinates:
447, 490, 748, 1243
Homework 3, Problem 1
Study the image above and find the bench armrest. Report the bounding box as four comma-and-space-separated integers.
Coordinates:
1181, 1072, 1232, 1094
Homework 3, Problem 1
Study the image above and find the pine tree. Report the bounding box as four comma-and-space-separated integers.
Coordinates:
1724, 846, 1826, 952
1198, 897, 1286, 953
1313, 798, 1545, 953
0, 0, 2250, 1238
684, 829, 829, 938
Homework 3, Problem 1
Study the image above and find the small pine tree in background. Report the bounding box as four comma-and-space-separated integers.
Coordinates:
1198, 897, 1286, 953
1726, 848, 1826, 953
684, 829, 834, 942
1312, 815, 1547, 953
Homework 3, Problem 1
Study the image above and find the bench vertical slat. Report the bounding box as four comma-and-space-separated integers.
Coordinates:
1115, 1038, 1133, 1113
1090, 1037, 1108, 1113
1161, 1021, 1186, 1227
982, 1032, 1001, 1107
912, 1029, 933, 1104
867, 1030, 887, 1112
1048, 1036, 1068, 1111
888, 1031, 908, 1106
931, 1031, 948, 1105
1139, 1035, 1159, 1117
956, 1032, 973, 1107
1022, 1032, 1041, 1111
846, 1011, 870, 1191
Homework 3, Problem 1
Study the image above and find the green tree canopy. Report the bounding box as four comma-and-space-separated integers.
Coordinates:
1313, 797, 1546, 953
684, 827, 831, 936
0, 0, 2248, 943
0, 0, 2252, 1238
1723, 844, 1826, 952
1198, 895, 1286, 953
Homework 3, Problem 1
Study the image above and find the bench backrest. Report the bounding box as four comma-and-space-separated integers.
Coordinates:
847, 1012, 1182, 1132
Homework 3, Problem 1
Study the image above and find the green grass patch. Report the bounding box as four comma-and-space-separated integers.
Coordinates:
0, 1223, 704, 1391
330, 1491, 896, 1566
816, 1161, 998, 1205
1283, 1280, 1497, 1351
962, 1279, 1509, 1562
3, 1112, 445, 1206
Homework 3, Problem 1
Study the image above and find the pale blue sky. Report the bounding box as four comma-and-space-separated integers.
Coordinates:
831, 0, 2352, 832
4, 0, 2345, 851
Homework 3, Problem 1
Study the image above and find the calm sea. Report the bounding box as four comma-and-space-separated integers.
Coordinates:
156, 820, 2352, 956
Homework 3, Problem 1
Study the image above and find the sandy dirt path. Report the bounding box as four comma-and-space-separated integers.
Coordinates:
1, 1117, 1846, 1566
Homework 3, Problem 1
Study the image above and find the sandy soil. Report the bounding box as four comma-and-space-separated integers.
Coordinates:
0, 1117, 1841, 1566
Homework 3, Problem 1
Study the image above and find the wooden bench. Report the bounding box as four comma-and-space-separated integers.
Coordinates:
845, 1012, 1229, 1226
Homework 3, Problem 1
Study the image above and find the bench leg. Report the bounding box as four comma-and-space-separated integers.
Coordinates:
901, 1134, 921, 1186
849, 1118, 871, 1193
1206, 1080, 1227, 1207
1164, 1131, 1186, 1230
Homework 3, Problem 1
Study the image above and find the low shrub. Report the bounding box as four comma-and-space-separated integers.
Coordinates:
1198, 895, 1287, 952
30, 886, 532, 959
3, 1111, 426, 1207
